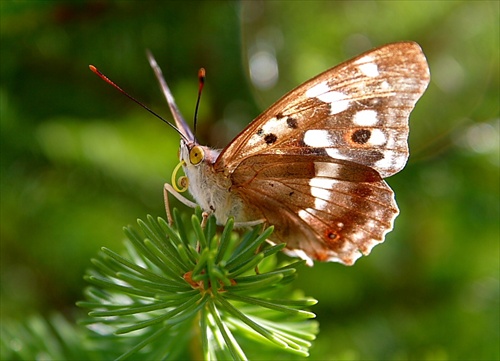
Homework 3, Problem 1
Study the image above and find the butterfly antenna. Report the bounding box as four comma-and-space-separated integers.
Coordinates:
88, 64, 189, 142
146, 51, 196, 142
193, 68, 205, 137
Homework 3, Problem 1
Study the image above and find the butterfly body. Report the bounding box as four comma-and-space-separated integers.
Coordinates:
154, 42, 430, 265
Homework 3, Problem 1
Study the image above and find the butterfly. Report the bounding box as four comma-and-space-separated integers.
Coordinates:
90, 41, 430, 266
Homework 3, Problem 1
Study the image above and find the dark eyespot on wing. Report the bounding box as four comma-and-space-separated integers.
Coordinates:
286, 117, 298, 129
264, 133, 278, 144
352, 129, 371, 144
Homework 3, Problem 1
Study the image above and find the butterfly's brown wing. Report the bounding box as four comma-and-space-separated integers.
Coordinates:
214, 42, 429, 264
214, 42, 430, 178
230, 154, 398, 265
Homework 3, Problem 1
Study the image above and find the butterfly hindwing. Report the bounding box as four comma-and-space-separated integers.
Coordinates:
215, 42, 430, 178
230, 154, 399, 265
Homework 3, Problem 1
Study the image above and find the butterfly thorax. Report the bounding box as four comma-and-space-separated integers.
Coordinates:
180, 141, 257, 225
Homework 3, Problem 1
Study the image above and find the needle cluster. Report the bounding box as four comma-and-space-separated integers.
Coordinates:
78, 209, 318, 360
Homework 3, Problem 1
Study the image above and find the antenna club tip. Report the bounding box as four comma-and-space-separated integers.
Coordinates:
198, 68, 206, 82
89, 65, 99, 74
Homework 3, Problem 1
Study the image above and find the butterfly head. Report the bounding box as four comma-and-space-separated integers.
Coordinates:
175, 138, 227, 217
179, 139, 220, 166
177, 139, 221, 186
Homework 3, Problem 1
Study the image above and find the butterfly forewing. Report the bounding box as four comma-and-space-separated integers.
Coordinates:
215, 42, 430, 178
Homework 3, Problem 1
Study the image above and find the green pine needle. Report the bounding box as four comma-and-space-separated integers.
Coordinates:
78, 209, 318, 360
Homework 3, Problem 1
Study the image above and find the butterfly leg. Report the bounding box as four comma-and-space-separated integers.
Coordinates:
233, 219, 266, 228
200, 212, 210, 229
163, 183, 213, 230
163, 183, 198, 225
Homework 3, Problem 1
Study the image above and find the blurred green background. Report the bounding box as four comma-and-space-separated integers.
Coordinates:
1, 1, 498, 360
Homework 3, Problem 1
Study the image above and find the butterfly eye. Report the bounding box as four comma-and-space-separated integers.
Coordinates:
189, 146, 204, 165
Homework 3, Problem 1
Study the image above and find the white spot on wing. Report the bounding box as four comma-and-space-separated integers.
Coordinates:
311, 187, 330, 201
367, 129, 387, 146
353, 110, 378, 126
354, 55, 374, 64
304, 130, 332, 147
374, 151, 407, 173
314, 198, 329, 211
305, 83, 350, 115
308, 178, 335, 210
393, 154, 407, 170
261, 117, 280, 134
322, 91, 350, 114
358, 62, 379, 77
314, 162, 342, 177
374, 155, 392, 171
305, 81, 329, 98
298, 209, 313, 222
309, 177, 337, 189
326, 148, 349, 160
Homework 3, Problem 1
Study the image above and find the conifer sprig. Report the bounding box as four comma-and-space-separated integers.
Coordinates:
78, 209, 318, 360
